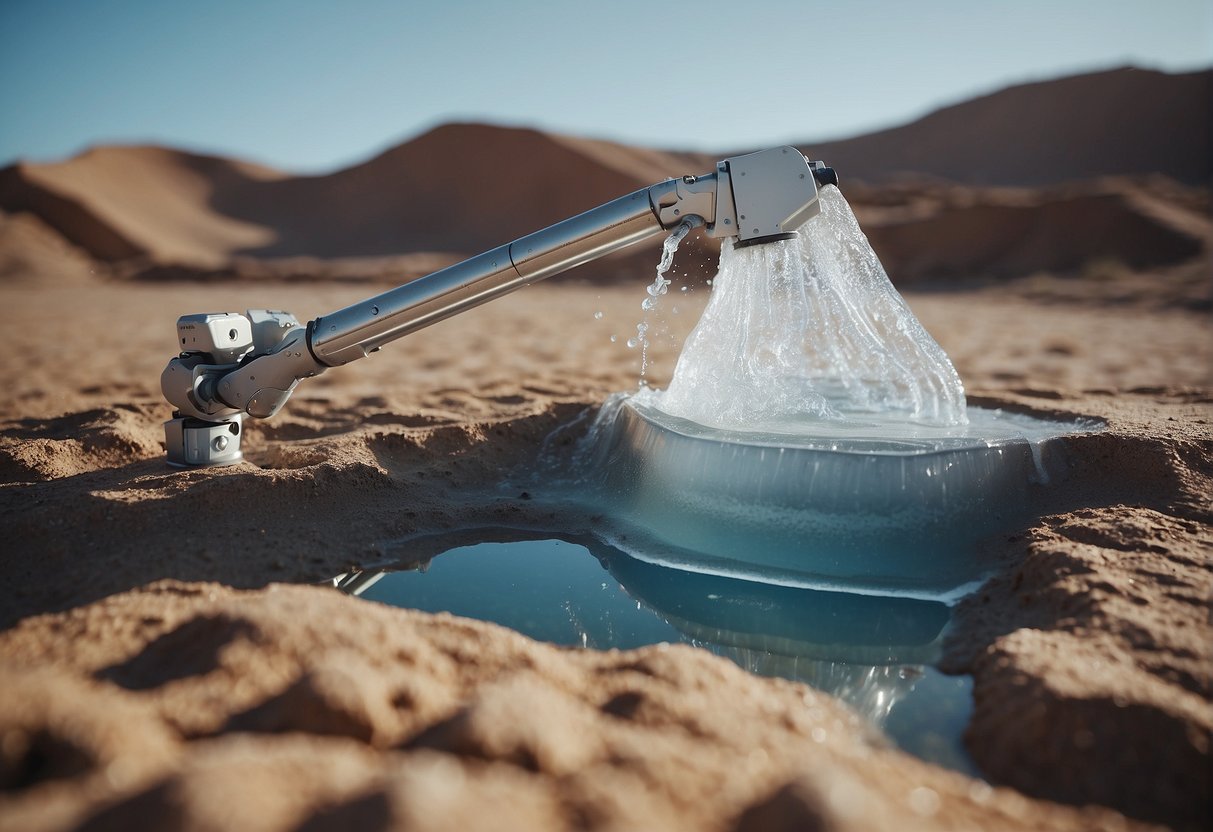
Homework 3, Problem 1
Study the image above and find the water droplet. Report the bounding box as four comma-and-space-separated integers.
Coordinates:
609, 335, 617, 343
968, 782, 993, 804
909, 787, 940, 817
626, 338, 638, 349
593, 310, 604, 320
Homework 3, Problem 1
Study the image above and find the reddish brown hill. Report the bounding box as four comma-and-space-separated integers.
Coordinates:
0, 146, 284, 266
0, 125, 713, 269
801, 67, 1212, 186
0, 67, 1207, 285
213, 123, 713, 259
856, 181, 1209, 283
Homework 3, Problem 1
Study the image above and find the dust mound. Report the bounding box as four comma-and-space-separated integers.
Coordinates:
0, 404, 164, 481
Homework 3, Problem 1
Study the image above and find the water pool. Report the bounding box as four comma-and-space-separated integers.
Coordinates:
334, 531, 978, 775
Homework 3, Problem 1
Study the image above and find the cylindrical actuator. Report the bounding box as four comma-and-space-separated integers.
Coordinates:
310, 186, 670, 367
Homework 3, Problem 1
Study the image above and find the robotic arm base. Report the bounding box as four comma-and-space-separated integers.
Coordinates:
165, 413, 245, 467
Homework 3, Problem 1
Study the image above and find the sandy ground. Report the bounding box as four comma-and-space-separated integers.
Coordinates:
1, 276, 1210, 830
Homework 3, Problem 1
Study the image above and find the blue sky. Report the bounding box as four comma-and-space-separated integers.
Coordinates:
1, 0, 1209, 172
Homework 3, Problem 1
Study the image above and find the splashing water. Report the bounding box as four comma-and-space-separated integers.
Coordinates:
644, 222, 692, 311
547, 185, 1099, 596
641, 186, 967, 431
633, 219, 696, 381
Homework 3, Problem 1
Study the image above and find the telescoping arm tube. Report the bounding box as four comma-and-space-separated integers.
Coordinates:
310, 187, 664, 367
310, 147, 831, 366
160, 147, 836, 466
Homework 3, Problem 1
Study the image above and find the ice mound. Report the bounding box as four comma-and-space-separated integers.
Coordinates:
645, 186, 967, 430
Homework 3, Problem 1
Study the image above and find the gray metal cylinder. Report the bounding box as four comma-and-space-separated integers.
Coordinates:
311, 189, 666, 367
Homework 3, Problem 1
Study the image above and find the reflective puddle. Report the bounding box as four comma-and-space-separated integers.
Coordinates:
334, 531, 978, 776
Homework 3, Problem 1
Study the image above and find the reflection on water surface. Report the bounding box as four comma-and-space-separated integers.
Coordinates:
333, 531, 978, 775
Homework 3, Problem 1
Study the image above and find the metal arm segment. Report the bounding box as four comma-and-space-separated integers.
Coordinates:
161, 147, 832, 466
306, 146, 832, 367
310, 186, 668, 367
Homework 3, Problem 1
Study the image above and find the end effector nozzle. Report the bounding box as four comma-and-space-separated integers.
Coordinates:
649, 147, 838, 247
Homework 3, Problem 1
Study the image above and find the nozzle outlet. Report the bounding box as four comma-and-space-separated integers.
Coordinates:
733, 232, 798, 249
811, 164, 839, 188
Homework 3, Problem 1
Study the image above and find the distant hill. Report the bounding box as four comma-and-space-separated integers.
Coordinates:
0, 146, 285, 266
800, 67, 1211, 186
0, 126, 712, 267
0, 66, 1207, 286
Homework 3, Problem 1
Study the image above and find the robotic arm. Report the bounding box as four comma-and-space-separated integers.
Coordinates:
161, 147, 837, 466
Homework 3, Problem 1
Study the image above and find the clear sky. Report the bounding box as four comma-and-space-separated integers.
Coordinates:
1, 0, 1209, 172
